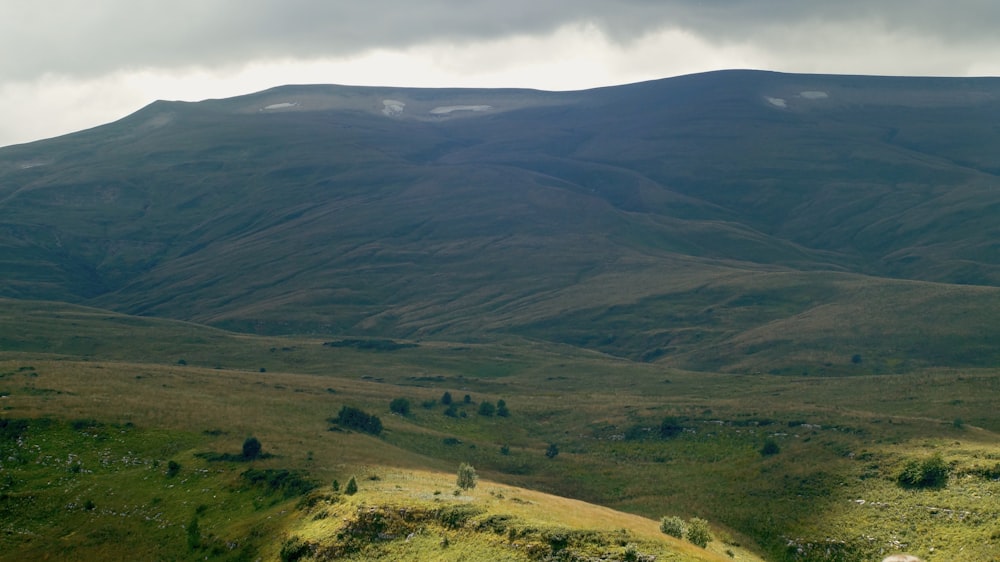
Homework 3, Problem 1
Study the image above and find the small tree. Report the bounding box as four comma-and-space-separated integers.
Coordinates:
545, 443, 559, 459
659, 515, 686, 539
496, 399, 510, 417
463, 394, 472, 404
345, 476, 358, 495
390, 397, 411, 416
477, 401, 496, 417
441, 391, 453, 405
456, 462, 478, 490
686, 517, 712, 548
242, 436, 262, 460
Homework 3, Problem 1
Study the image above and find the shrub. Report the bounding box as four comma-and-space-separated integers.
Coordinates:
760, 439, 781, 456
500, 444, 511, 456
898, 453, 950, 489
187, 516, 201, 550
444, 404, 459, 418
389, 397, 411, 416
659, 515, 686, 539
331, 406, 383, 435
659, 416, 685, 439
496, 399, 510, 417
457, 462, 478, 490
545, 443, 559, 459
242, 436, 262, 460
477, 401, 496, 417
463, 394, 472, 404
686, 517, 712, 548
166, 460, 181, 478
441, 391, 453, 405
279, 536, 314, 562
345, 476, 358, 495
241, 468, 317, 498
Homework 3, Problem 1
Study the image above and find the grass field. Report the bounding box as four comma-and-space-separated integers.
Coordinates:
2, 300, 999, 560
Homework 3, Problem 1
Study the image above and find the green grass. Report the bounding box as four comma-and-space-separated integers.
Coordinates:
2, 302, 1000, 559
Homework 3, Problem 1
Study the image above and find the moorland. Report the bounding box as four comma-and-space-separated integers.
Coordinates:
2, 70, 1000, 561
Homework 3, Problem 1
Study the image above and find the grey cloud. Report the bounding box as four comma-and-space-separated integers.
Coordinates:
7, 0, 1000, 81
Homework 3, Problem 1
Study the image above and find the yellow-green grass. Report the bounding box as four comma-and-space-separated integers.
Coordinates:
273, 468, 748, 561
4, 313, 1000, 560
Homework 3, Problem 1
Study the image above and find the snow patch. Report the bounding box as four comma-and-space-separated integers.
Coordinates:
800, 91, 829, 99
765, 97, 787, 108
382, 99, 405, 116
263, 102, 298, 110
430, 105, 493, 115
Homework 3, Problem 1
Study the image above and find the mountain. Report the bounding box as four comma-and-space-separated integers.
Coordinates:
3, 70, 1000, 372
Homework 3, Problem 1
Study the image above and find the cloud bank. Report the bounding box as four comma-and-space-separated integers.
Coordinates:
3, 0, 1000, 146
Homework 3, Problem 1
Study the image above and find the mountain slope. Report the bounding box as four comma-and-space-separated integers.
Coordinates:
2, 70, 1000, 370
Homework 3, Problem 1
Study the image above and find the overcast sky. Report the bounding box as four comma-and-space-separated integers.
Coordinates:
3, 0, 1000, 147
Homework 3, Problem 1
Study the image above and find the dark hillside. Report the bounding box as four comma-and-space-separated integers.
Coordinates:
2, 70, 1000, 371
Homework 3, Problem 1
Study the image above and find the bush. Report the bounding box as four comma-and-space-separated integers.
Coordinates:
477, 401, 496, 417
242, 436, 262, 460
898, 453, 950, 489
241, 468, 317, 498
496, 399, 510, 417
166, 460, 181, 478
659, 416, 686, 439
345, 476, 358, 495
659, 515, 686, 539
457, 462, 478, 490
331, 406, 383, 435
545, 443, 559, 459
760, 439, 781, 456
389, 397, 411, 416
441, 391, 453, 405
686, 517, 712, 548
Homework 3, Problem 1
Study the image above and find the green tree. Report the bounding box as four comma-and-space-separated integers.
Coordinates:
332, 406, 383, 435
242, 436, 262, 460
390, 397, 411, 415
545, 443, 559, 459
441, 391, 453, 405
456, 462, 478, 490
345, 476, 358, 495
686, 517, 712, 548
477, 401, 496, 416
659, 515, 686, 539
463, 394, 472, 404
496, 399, 510, 417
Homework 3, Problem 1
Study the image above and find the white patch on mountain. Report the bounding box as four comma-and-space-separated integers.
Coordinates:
382, 99, 405, 116
430, 105, 492, 114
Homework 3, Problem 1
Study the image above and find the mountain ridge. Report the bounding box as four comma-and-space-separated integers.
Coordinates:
3, 69, 1000, 372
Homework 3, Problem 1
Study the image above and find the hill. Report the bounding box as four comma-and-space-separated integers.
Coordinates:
2, 301, 999, 560
3, 71, 1000, 372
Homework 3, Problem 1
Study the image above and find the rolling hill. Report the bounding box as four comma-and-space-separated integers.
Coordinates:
2, 70, 1000, 373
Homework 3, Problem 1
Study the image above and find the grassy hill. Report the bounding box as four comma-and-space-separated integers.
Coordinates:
3, 71, 1000, 559
3, 71, 1000, 371
3, 301, 1000, 560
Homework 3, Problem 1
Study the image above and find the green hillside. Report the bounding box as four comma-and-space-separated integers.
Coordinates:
2, 302, 999, 560
3, 70, 1000, 560
3, 71, 1000, 371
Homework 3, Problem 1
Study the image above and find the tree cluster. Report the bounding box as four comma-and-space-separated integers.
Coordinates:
331, 406, 383, 435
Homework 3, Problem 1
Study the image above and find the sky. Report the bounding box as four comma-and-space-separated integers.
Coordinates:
3, 0, 1000, 148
